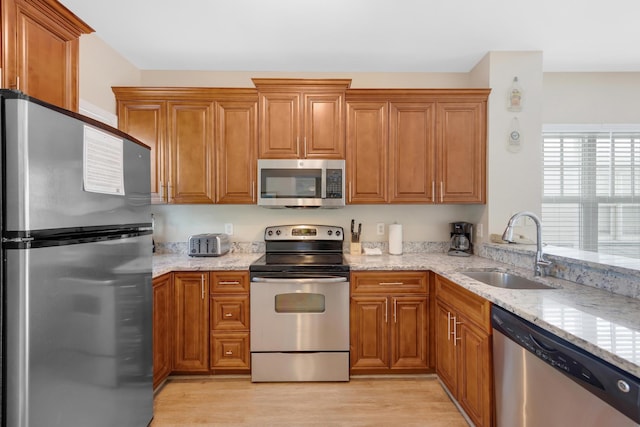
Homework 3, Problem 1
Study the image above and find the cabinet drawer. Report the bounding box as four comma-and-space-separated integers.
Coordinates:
211, 295, 250, 331
351, 271, 428, 294
435, 275, 490, 333
210, 332, 250, 370
210, 271, 249, 294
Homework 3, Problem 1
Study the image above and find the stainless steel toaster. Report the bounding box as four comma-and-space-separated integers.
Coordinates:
188, 233, 231, 257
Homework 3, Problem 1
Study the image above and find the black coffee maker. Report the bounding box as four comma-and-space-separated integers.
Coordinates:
448, 222, 473, 257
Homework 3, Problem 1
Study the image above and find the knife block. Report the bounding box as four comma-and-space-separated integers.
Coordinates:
350, 242, 362, 255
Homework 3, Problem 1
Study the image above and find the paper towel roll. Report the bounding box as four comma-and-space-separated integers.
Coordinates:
388, 224, 403, 255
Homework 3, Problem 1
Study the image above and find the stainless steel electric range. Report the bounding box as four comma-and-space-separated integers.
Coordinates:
249, 224, 350, 382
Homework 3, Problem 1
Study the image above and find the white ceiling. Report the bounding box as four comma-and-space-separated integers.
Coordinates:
59, 0, 640, 73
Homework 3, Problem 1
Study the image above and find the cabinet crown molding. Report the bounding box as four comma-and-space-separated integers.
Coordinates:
252, 78, 352, 90
22, 0, 94, 35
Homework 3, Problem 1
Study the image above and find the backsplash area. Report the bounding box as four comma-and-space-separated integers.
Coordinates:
480, 243, 640, 299
156, 240, 449, 255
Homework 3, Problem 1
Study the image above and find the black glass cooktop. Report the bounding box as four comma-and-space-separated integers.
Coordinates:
249, 253, 350, 275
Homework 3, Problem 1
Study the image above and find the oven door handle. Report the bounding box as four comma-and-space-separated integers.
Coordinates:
251, 277, 348, 283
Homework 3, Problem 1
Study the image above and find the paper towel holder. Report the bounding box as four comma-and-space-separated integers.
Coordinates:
388, 223, 403, 255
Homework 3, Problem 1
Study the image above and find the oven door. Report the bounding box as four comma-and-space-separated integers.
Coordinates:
250, 277, 349, 352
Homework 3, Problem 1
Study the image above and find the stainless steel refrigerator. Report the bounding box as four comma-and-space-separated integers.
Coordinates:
0, 90, 153, 427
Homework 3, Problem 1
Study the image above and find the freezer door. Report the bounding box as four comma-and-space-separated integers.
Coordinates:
5, 235, 153, 427
3, 97, 151, 232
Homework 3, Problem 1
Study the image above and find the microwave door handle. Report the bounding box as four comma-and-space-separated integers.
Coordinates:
252, 277, 347, 283
321, 168, 327, 199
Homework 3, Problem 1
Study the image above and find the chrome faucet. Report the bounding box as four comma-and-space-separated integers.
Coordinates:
502, 211, 552, 276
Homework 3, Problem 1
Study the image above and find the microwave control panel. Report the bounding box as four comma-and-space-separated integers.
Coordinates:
326, 169, 343, 199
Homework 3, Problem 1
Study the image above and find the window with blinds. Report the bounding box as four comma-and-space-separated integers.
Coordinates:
542, 128, 640, 260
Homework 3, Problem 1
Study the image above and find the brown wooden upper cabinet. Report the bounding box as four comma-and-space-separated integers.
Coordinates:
113, 87, 258, 204
1, 0, 93, 111
252, 79, 351, 159
346, 89, 490, 204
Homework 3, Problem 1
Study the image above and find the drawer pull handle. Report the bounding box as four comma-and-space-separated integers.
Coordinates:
379, 282, 404, 286
225, 351, 233, 355
224, 313, 233, 317
219, 281, 240, 285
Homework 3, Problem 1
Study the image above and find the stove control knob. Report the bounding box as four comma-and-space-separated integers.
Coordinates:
267, 230, 273, 236
327, 230, 333, 236
336, 230, 341, 236
276, 229, 281, 236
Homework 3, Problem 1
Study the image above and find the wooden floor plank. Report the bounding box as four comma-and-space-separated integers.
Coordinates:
151, 376, 468, 426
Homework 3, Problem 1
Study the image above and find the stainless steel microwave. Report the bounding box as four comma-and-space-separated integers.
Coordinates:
257, 159, 345, 208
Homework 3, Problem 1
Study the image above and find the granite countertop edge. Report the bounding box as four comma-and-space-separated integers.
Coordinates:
153, 252, 640, 378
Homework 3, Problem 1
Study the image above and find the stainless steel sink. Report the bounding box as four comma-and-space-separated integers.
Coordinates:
462, 271, 555, 290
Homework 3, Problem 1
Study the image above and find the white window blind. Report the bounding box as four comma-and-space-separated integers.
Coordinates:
542, 128, 640, 260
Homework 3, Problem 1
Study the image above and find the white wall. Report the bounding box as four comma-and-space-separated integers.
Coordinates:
484, 52, 544, 239
78, 34, 141, 113
543, 72, 640, 124
152, 204, 484, 244
139, 70, 471, 89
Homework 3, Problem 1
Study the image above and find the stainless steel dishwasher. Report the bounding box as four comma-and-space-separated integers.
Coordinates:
492, 305, 640, 426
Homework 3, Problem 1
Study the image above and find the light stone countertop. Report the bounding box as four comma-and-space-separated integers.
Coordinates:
154, 251, 640, 378
152, 253, 261, 277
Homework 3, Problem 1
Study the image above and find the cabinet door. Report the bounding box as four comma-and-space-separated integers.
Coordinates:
258, 91, 300, 158
174, 272, 209, 372
350, 296, 389, 370
346, 101, 388, 203
389, 102, 436, 203
457, 320, 493, 427
390, 296, 429, 369
304, 92, 345, 159
435, 301, 457, 394
215, 100, 257, 203
1, 0, 91, 111
168, 101, 215, 203
152, 273, 173, 389
437, 102, 486, 203
117, 100, 167, 204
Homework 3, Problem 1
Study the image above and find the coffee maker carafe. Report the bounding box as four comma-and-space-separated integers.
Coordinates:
448, 222, 473, 257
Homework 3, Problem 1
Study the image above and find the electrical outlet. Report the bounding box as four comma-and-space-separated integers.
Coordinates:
376, 223, 385, 235
224, 223, 233, 235
477, 223, 484, 238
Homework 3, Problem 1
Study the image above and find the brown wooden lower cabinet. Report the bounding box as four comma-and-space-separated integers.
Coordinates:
435, 274, 493, 427
173, 271, 210, 373
350, 271, 429, 374
152, 273, 173, 389
154, 267, 494, 427
209, 271, 251, 373
153, 271, 251, 382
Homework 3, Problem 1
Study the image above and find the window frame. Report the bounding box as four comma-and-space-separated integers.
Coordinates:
542, 124, 640, 259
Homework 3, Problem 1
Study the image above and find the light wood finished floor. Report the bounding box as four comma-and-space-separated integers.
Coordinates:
150, 376, 469, 426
